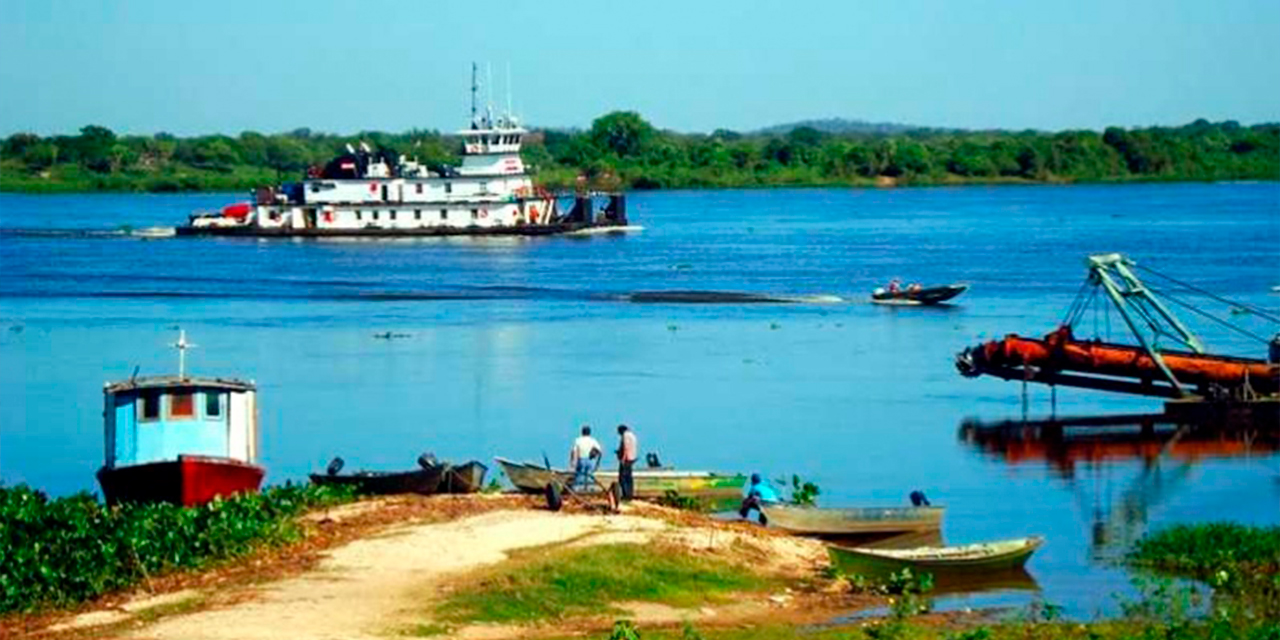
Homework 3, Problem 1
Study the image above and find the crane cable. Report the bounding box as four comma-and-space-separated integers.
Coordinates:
1134, 264, 1280, 325
1148, 285, 1272, 345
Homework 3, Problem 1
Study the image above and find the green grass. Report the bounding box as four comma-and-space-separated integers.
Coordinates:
435, 542, 774, 623
1128, 523, 1280, 578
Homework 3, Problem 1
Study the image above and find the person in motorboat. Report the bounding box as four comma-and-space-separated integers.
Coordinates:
887, 279, 902, 294
738, 473, 780, 525
568, 425, 603, 490
907, 282, 922, 293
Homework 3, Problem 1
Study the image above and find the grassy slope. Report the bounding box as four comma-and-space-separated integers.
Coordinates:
435, 542, 776, 624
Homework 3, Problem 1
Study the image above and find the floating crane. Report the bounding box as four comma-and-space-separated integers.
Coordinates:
956, 254, 1280, 407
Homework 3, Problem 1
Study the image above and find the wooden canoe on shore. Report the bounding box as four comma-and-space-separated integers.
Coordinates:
309, 465, 445, 495
827, 536, 1044, 578
439, 460, 489, 494
762, 504, 945, 539
493, 457, 746, 498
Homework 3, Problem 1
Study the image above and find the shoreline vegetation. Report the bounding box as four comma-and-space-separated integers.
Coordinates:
1, 115, 1276, 195
3, 485, 1277, 640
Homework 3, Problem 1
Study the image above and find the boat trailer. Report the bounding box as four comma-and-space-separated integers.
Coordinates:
956, 254, 1280, 412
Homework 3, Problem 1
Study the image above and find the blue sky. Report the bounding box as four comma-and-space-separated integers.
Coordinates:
1, 0, 1277, 136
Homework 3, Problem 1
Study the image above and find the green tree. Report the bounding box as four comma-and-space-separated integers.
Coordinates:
590, 111, 655, 158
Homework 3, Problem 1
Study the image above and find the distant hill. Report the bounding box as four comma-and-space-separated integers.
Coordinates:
755, 118, 939, 136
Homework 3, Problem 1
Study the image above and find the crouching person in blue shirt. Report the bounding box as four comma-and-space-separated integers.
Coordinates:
738, 473, 779, 525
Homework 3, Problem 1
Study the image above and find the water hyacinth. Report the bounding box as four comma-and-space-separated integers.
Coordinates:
0, 482, 354, 613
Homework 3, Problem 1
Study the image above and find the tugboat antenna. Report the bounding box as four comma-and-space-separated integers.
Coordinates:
470, 62, 479, 128
172, 329, 197, 380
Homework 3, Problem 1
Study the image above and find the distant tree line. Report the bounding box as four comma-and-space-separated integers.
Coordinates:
1, 114, 1276, 193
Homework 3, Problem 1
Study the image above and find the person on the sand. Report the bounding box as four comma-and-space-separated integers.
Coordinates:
568, 425, 603, 489
738, 473, 780, 525
615, 424, 638, 501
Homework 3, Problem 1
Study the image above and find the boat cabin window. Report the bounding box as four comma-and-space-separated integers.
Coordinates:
140, 391, 161, 421
390, 211, 397, 221
355, 210, 363, 221
440, 210, 448, 220
373, 211, 380, 221
514, 135, 522, 145
415, 184, 423, 194
414, 209, 421, 220
444, 183, 452, 194
478, 181, 488, 193
471, 209, 479, 220
169, 392, 195, 420
205, 392, 222, 418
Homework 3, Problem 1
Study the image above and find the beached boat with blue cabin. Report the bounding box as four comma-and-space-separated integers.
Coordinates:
96, 332, 264, 506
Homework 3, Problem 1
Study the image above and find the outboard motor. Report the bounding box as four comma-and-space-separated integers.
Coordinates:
418, 452, 438, 470
326, 457, 344, 476
909, 490, 930, 507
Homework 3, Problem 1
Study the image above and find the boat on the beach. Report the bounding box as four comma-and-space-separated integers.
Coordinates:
826, 536, 1044, 578
762, 504, 945, 539
309, 457, 447, 495
179, 64, 628, 239
96, 331, 265, 506
494, 457, 747, 498
871, 283, 968, 306
440, 460, 489, 493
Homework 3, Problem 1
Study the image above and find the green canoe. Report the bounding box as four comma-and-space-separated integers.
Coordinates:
493, 457, 746, 498
827, 536, 1044, 579
762, 504, 945, 539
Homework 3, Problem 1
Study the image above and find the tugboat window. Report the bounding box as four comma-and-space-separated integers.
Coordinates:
373, 211, 379, 221
390, 211, 397, 221
170, 392, 195, 419
356, 210, 362, 221
471, 209, 479, 220
441, 210, 448, 219
140, 392, 161, 421
444, 183, 452, 194
205, 393, 221, 417
415, 184, 423, 194
414, 210, 421, 220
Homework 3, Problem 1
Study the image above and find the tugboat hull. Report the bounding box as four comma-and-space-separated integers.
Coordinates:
97, 455, 265, 507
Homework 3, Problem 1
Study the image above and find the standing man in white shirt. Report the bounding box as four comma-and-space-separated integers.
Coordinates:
568, 425, 602, 490
615, 424, 638, 501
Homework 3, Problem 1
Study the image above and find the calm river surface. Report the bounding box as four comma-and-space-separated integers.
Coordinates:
1, 183, 1278, 616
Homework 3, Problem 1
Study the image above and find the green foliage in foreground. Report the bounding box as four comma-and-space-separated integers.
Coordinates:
436, 542, 773, 623
1127, 522, 1280, 622
0, 482, 355, 613
2, 116, 1276, 194
1128, 522, 1280, 578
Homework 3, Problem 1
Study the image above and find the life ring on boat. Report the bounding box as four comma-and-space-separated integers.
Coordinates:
480, 209, 488, 219
529, 205, 539, 222
322, 211, 334, 223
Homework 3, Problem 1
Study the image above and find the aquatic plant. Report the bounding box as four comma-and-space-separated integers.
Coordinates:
0, 482, 354, 613
656, 489, 700, 511
777, 474, 820, 506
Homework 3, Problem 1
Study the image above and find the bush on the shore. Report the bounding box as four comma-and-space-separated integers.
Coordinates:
0, 483, 354, 613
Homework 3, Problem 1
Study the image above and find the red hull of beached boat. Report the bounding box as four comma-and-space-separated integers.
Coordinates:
97, 455, 265, 507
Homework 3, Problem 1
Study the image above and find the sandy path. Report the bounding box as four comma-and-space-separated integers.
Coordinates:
124, 510, 669, 640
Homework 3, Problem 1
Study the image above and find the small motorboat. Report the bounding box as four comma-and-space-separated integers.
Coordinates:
309, 454, 446, 495
440, 460, 489, 493
827, 536, 1044, 579
762, 504, 945, 540
872, 283, 969, 306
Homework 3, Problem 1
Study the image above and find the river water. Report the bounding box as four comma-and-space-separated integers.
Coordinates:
1, 183, 1277, 617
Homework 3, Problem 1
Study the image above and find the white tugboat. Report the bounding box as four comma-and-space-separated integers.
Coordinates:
180, 65, 630, 238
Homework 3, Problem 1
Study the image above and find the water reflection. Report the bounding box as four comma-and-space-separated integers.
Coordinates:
959, 413, 1279, 558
